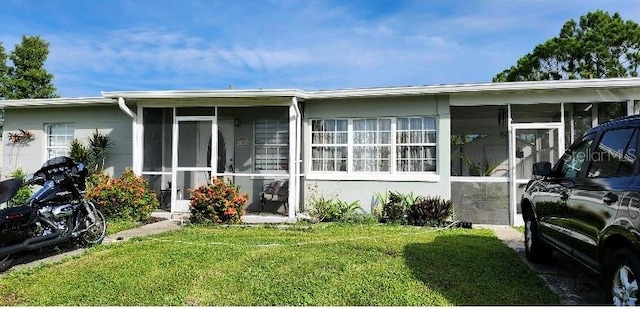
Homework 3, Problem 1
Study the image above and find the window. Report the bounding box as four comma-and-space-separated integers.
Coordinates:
254, 119, 289, 171
311, 116, 437, 173
311, 119, 348, 171
353, 118, 391, 172
558, 135, 594, 178
588, 128, 638, 178
397, 117, 437, 172
45, 123, 74, 160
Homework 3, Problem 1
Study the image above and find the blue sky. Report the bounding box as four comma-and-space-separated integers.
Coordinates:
1, 0, 639, 97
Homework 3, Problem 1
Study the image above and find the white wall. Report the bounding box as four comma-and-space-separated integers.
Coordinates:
2, 105, 132, 177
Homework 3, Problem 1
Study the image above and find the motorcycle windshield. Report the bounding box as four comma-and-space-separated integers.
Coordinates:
33, 156, 78, 181
0, 178, 23, 204
41, 156, 75, 168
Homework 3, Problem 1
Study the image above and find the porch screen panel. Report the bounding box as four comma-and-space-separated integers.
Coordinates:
254, 119, 289, 171
353, 118, 391, 172
396, 117, 436, 172
143, 108, 173, 172
451, 181, 509, 225
311, 119, 347, 171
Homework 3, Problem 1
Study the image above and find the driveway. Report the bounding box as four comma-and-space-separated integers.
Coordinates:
488, 225, 604, 305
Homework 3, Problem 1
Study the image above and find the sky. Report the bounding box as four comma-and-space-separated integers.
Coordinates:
1, 0, 640, 97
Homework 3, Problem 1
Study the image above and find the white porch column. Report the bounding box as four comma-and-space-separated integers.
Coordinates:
288, 101, 297, 221
629, 100, 638, 115
117, 97, 141, 175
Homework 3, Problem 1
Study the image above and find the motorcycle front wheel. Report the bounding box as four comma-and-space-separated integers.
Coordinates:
78, 205, 106, 247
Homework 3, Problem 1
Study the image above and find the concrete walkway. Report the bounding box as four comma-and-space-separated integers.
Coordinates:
104, 219, 182, 243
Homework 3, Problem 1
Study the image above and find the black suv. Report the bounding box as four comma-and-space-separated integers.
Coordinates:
522, 115, 640, 305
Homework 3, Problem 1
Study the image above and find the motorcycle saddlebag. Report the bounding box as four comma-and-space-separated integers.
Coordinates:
0, 178, 33, 227
0, 204, 33, 227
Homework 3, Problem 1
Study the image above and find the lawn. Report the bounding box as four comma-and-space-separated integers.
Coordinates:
0, 224, 558, 306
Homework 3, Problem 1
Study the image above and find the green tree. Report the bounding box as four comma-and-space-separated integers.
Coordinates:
0, 44, 8, 95
0, 35, 58, 99
494, 10, 640, 82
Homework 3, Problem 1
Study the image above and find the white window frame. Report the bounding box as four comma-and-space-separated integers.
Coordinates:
45, 123, 74, 160
352, 118, 392, 172
308, 116, 440, 182
310, 119, 349, 172
396, 117, 437, 173
254, 118, 289, 172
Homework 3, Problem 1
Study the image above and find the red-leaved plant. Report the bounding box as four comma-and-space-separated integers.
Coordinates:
189, 178, 248, 224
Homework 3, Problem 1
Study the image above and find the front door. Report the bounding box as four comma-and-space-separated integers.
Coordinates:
172, 117, 216, 213
511, 124, 563, 226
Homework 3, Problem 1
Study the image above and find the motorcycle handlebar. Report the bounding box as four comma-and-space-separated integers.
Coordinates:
25, 176, 45, 187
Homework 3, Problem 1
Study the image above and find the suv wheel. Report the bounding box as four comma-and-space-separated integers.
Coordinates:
524, 214, 551, 263
607, 248, 640, 306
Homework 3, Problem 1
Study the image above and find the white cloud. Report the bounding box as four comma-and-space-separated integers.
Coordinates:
5, 0, 640, 96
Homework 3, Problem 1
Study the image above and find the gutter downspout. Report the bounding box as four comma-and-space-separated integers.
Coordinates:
118, 97, 136, 119
117, 97, 141, 175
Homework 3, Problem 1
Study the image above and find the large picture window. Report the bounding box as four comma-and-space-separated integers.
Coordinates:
311, 117, 437, 173
254, 119, 289, 171
45, 123, 74, 160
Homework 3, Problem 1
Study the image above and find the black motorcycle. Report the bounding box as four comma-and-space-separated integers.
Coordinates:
0, 156, 107, 271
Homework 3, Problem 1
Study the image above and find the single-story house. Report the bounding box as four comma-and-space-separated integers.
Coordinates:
3, 78, 640, 226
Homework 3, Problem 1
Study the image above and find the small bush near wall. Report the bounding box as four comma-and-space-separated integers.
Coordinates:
373, 191, 454, 227
189, 178, 248, 224
305, 184, 364, 222
307, 198, 363, 222
407, 196, 453, 227
373, 191, 419, 224
8, 168, 32, 206
85, 170, 158, 221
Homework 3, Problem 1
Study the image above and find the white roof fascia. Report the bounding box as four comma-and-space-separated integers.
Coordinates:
304, 77, 640, 99
101, 89, 307, 99
0, 97, 114, 108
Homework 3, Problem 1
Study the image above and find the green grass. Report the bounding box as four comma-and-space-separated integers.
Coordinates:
106, 219, 142, 235
514, 226, 525, 233
0, 224, 558, 306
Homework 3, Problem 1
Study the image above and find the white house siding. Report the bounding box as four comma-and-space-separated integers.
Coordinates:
303, 95, 451, 213
2, 105, 132, 177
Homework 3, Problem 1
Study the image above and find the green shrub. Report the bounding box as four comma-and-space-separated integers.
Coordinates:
68, 130, 113, 174
69, 138, 90, 166
188, 178, 248, 224
373, 190, 454, 227
307, 194, 363, 222
373, 191, 420, 224
407, 196, 454, 227
85, 170, 158, 221
8, 168, 32, 206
